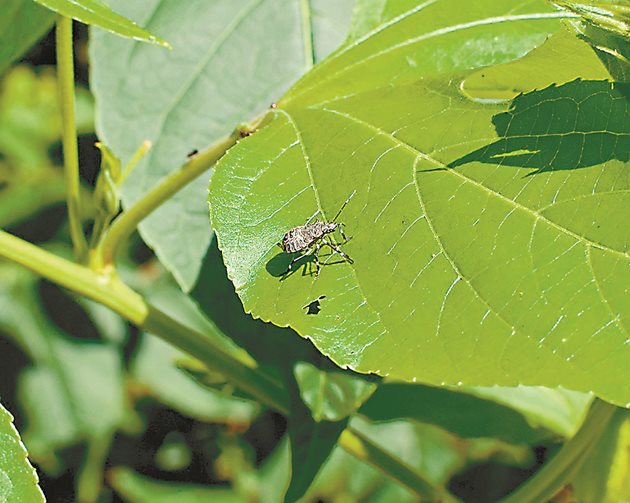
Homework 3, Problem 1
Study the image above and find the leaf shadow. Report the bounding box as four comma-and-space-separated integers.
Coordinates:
450, 80, 630, 175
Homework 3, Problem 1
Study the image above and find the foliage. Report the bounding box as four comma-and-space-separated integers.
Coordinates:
0, 0, 628, 502
0, 402, 45, 503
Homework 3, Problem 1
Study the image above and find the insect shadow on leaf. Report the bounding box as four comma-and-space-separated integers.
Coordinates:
303, 295, 326, 315
270, 191, 356, 279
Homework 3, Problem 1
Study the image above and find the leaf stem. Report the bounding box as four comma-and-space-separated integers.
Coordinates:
339, 428, 461, 502
56, 16, 87, 260
0, 229, 288, 414
299, 0, 315, 70
97, 130, 242, 269
499, 399, 617, 503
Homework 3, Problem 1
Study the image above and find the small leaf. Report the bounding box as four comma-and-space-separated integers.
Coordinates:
0, 1, 54, 75
32, 0, 169, 47
132, 335, 259, 425
294, 361, 377, 421
0, 402, 45, 503
464, 385, 592, 438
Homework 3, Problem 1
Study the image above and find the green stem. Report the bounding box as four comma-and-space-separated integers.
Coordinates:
0, 229, 288, 414
299, 0, 315, 71
500, 399, 617, 503
339, 428, 461, 503
77, 434, 112, 503
97, 130, 242, 269
56, 16, 87, 260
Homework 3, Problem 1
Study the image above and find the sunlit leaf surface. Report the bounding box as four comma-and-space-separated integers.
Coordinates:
209, 0, 630, 403
32, 0, 168, 46
0, 402, 45, 503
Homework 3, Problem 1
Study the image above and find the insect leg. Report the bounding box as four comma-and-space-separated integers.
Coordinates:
324, 236, 353, 264
313, 241, 323, 276
331, 190, 357, 223
338, 224, 353, 244
286, 250, 307, 273
305, 208, 320, 225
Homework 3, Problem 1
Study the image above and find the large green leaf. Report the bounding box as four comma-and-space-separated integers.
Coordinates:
90, 0, 355, 291
0, 402, 45, 503
0, 1, 54, 75
208, 0, 630, 403
31, 0, 168, 46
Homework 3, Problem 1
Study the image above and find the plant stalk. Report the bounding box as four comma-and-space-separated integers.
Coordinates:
499, 399, 617, 503
56, 16, 87, 260
97, 130, 243, 269
339, 428, 461, 502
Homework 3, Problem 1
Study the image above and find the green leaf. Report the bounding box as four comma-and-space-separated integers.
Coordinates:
90, 0, 354, 290
32, 0, 169, 47
359, 383, 590, 444
190, 243, 316, 378
463, 385, 592, 438
561, 2, 630, 82
132, 334, 259, 425
109, 467, 241, 503
209, 1, 630, 404
285, 409, 348, 502
554, 0, 630, 38
294, 361, 377, 421
0, 1, 54, 75
0, 402, 45, 503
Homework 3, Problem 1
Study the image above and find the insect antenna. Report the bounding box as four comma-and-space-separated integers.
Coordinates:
330, 190, 356, 223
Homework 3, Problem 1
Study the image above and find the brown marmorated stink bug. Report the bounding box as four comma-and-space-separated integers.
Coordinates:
280, 191, 356, 276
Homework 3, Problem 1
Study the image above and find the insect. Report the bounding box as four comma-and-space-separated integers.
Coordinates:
281, 191, 356, 276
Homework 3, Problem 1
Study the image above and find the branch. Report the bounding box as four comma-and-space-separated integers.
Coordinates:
56, 16, 87, 260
